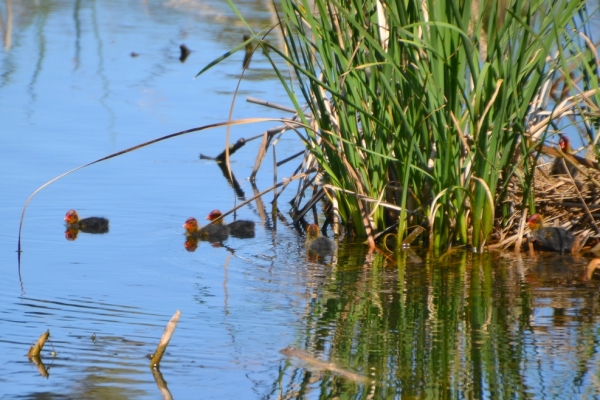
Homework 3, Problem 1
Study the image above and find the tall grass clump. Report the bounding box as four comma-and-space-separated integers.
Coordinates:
221, 0, 598, 251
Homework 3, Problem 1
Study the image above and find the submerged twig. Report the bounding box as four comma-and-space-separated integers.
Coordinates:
199, 137, 248, 161
276, 150, 304, 167
27, 330, 50, 358
250, 125, 294, 181
150, 310, 181, 368
215, 161, 245, 200
280, 347, 369, 383
293, 188, 325, 224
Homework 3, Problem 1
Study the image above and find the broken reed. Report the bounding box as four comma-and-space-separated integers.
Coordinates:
241, 0, 598, 251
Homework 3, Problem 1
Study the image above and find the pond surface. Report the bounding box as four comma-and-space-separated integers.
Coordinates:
2, 1, 600, 399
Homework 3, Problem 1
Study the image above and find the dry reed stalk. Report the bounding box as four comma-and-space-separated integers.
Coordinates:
251, 130, 273, 181
528, 89, 600, 140
150, 310, 181, 368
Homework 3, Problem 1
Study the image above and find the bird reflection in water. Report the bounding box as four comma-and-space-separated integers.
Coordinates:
182, 236, 225, 252
183, 218, 230, 252
65, 227, 79, 241
183, 217, 229, 242
184, 236, 199, 252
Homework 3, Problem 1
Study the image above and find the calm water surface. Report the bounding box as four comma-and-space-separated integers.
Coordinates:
1, 1, 600, 399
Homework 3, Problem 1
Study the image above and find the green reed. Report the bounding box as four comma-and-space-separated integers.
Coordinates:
216, 0, 595, 251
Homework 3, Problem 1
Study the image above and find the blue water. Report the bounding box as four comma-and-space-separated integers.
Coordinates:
0, 1, 310, 398
3, 1, 600, 399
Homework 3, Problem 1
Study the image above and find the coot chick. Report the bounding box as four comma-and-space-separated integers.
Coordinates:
305, 223, 336, 256
551, 135, 578, 177
206, 209, 255, 238
527, 214, 574, 254
64, 210, 109, 234
183, 217, 229, 242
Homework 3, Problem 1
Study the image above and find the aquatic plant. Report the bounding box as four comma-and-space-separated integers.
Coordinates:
213, 0, 600, 252
17, 1, 600, 256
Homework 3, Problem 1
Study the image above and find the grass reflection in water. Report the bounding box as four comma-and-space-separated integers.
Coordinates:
272, 247, 599, 399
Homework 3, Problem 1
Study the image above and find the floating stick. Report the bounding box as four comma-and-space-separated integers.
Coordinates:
150, 311, 181, 368
280, 347, 369, 383
27, 330, 49, 358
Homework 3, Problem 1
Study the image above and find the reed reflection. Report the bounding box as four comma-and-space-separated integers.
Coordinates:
270, 249, 600, 399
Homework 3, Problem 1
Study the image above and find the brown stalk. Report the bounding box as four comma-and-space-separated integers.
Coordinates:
250, 125, 297, 181
246, 97, 299, 114
27, 329, 50, 358
150, 310, 181, 368
280, 347, 369, 383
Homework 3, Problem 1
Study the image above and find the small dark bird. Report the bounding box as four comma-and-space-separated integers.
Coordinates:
206, 209, 255, 238
183, 217, 228, 242
64, 210, 109, 234
527, 214, 574, 254
305, 223, 336, 256
551, 134, 578, 177
179, 44, 191, 63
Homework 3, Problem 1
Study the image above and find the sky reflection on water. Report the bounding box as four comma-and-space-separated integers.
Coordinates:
2, 1, 600, 399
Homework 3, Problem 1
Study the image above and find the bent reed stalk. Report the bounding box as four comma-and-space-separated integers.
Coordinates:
216, 0, 599, 252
